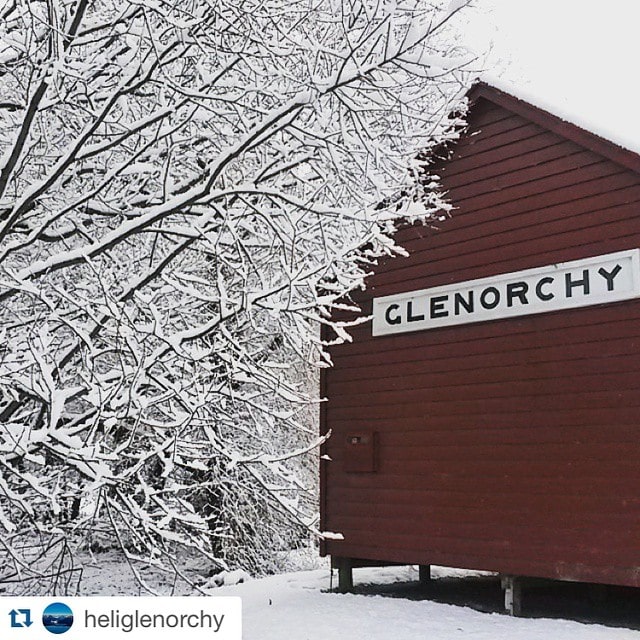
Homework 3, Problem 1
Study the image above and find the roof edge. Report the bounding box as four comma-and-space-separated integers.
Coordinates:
467, 80, 640, 176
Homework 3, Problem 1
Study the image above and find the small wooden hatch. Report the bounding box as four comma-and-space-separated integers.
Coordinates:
343, 431, 378, 473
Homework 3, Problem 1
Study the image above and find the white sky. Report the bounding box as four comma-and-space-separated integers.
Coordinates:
461, 0, 640, 149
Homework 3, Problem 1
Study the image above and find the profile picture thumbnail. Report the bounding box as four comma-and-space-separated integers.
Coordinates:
42, 602, 74, 634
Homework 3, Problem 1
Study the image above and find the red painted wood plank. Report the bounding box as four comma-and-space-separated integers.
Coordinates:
390, 173, 640, 265
322, 527, 639, 568
445, 150, 602, 202
464, 104, 526, 131
330, 309, 640, 362
441, 134, 577, 179
372, 206, 640, 290
327, 338, 640, 386
325, 492, 640, 521
446, 122, 544, 161
327, 417, 640, 442
423, 184, 640, 248
441, 139, 585, 189
326, 350, 640, 397
447, 161, 622, 213
327, 515, 640, 550
368, 211, 639, 297
326, 388, 640, 420
324, 477, 640, 505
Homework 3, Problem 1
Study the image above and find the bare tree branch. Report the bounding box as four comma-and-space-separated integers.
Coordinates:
0, 0, 474, 589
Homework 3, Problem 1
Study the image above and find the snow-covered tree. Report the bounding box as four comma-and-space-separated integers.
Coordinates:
0, 0, 472, 591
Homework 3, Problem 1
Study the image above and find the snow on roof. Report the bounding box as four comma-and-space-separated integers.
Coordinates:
475, 74, 640, 160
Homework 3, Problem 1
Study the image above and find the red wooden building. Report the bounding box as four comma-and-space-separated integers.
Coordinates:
319, 81, 640, 605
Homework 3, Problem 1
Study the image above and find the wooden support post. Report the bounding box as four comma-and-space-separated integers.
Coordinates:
337, 559, 353, 593
418, 564, 431, 584
502, 576, 522, 616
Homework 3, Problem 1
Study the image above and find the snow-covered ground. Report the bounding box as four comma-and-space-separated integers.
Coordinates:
223, 567, 640, 640
55, 555, 640, 639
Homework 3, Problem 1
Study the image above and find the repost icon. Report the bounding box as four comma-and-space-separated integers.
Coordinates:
9, 608, 33, 628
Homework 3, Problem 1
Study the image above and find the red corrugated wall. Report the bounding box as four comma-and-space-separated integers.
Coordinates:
320, 90, 640, 586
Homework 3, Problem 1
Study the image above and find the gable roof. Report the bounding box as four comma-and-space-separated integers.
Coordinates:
467, 79, 640, 175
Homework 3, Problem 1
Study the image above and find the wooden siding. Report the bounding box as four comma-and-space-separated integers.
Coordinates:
320, 92, 640, 587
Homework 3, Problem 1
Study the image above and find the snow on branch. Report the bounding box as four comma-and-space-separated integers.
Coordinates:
0, 0, 474, 588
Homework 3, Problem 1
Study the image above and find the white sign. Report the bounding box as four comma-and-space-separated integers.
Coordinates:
372, 249, 640, 336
